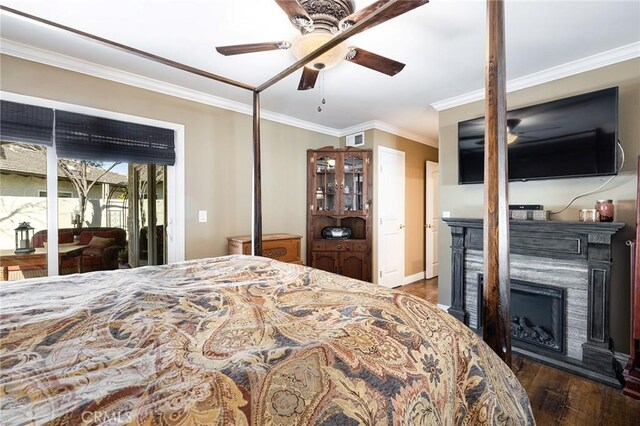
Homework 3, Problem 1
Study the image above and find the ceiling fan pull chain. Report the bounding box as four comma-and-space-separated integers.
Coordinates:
318, 72, 326, 112
318, 73, 327, 112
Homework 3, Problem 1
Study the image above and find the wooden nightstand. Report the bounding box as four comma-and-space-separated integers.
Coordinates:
227, 233, 303, 265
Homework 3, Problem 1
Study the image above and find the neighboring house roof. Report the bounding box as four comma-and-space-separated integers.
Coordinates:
0, 143, 127, 186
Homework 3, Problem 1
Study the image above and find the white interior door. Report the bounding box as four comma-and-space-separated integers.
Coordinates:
377, 147, 405, 288
425, 161, 439, 278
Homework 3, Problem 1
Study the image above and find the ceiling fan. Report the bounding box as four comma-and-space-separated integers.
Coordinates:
215, 0, 428, 90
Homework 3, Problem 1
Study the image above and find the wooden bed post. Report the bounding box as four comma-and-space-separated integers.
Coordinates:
483, 0, 511, 365
252, 90, 263, 256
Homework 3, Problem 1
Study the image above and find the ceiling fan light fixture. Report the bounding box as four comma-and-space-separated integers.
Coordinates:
292, 15, 315, 32
506, 118, 521, 144
292, 31, 348, 70
339, 19, 355, 31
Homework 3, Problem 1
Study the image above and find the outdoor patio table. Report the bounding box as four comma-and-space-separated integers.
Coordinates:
0, 244, 89, 281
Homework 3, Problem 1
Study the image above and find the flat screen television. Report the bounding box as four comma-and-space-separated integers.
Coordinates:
457, 87, 619, 184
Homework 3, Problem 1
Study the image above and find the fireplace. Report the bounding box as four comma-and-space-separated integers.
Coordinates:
443, 218, 625, 386
478, 276, 565, 354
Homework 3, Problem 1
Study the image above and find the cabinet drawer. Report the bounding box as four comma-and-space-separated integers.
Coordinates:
313, 241, 326, 251
320, 240, 367, 252
324, 241, 349, 251
351, 241, 367, 251
263, 238, 300, 263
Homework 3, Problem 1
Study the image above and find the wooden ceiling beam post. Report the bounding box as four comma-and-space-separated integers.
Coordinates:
252, 90, 263, 256
483, 0, 511, 366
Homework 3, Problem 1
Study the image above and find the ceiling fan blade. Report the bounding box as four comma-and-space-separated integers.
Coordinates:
216, 41, 291, 56
340, 0, 429, 32
275, 0, 314, 30
346, 47, 405, 76
298, 67, 319, 90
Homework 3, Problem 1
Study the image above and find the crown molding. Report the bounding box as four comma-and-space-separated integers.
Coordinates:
431, 42, 640, 111
338, 120, 379, 137
0, 39, 341, 137
339, 120, 438, 148
1, 39, 437, 144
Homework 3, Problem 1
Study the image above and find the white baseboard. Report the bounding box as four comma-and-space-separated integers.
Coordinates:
437, 304, 450, 312
403, 271, 426, 285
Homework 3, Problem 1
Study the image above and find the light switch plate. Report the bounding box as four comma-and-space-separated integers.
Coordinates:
198, 210, 207, 223
442, 211, 451, 218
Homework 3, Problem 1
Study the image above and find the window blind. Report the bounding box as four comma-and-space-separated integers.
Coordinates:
55, 110, 175, 165
0, 100, 54, 146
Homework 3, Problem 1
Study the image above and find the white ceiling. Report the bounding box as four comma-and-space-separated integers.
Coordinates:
1, 0, 639, 143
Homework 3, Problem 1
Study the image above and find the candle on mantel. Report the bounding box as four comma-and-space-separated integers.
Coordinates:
19, 239, 28, 249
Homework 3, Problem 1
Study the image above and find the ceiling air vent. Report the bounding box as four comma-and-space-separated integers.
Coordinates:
346, 132, 365, 147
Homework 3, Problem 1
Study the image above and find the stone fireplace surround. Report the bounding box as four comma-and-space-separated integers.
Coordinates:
443, 218, 624, 387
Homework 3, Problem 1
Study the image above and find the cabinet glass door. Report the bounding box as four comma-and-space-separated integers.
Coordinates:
314, 155, 338, 214
343, 154, 366, 213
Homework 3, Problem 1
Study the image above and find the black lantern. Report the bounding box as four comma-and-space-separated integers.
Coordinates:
14, 222, 35, 254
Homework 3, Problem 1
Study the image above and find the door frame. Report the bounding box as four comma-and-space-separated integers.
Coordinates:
425, 161, 439, 278
376, 146, 405, 288
1, 91, 185, 273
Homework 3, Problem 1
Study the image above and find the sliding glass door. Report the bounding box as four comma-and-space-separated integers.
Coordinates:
57, 157, 127, 275
1, 96, 184, 280
130, 164, 167, 267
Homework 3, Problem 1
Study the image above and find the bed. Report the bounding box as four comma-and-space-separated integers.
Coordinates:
0, 255, 533, 424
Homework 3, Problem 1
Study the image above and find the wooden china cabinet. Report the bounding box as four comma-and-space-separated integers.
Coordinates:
307, 146, 372, 281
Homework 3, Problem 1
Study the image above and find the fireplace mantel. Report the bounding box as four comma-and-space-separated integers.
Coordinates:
443, 218, 625, 386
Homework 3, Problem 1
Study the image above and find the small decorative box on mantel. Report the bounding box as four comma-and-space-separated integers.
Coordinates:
509, 204, 549, 221
509, 209, 550, 221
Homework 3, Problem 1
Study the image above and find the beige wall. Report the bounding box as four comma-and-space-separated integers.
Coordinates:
438, 58, 640, 353
341, 129, 439, 282
0, 55, 337, 262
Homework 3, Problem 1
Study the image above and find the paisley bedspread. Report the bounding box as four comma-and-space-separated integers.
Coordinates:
0, 255, 534, 425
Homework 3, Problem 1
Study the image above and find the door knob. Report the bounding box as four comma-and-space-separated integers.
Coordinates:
399, 224, 405, 229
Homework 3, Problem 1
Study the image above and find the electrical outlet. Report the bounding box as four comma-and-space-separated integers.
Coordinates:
442, 211, 451, 218
198, 210, 207, 223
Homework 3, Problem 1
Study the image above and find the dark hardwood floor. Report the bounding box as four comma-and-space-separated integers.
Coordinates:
396, 278, 640, 425
396, 277, 439, 302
